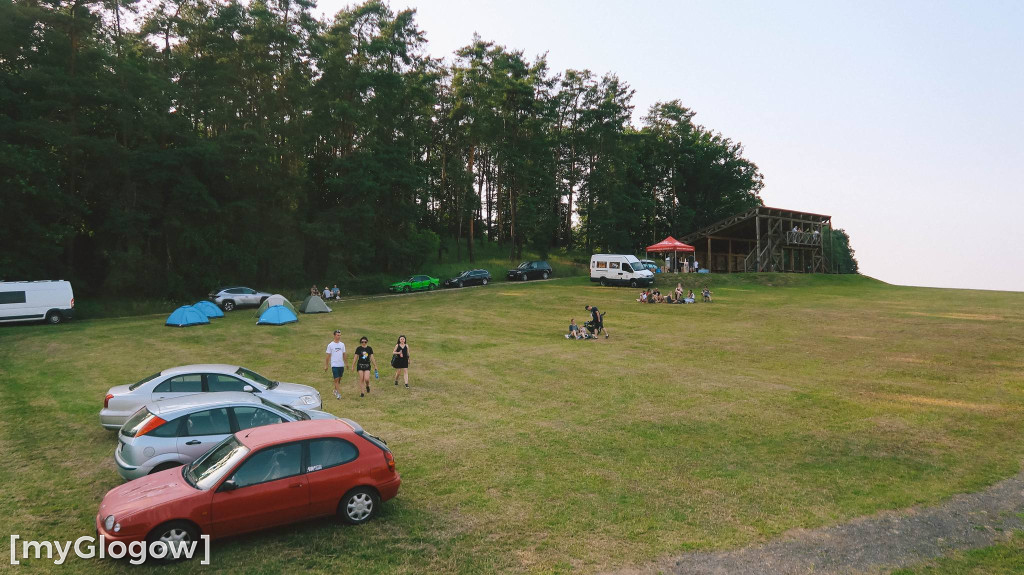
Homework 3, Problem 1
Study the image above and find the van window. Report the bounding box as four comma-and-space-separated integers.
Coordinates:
0, 291, 27, 304
622, 263, 633, 273
595, 261, 608, 269
609, 262, 620, 269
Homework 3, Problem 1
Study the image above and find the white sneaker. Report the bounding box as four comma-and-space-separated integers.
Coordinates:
333, 389, 341, 399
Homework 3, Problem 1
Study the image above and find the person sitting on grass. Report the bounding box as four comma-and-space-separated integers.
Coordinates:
702, 287, 712, 302
675, 283, 684, 300
637, 291, 647, 303
566, 318, 582, 340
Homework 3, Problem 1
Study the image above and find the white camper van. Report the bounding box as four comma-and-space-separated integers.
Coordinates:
590, 255, 655, 287
0, 280, 75, 324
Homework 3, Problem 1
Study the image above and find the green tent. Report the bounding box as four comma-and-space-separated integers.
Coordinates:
254, 294, 296, 317
299, 295, 332, 314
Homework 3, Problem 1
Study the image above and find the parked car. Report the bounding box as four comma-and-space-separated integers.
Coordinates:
589, 254, 654, 287
388, 275, 439, 293
506, 261, 553, 281
0, 280, 74, 324
115, 393, 339, 481
96, 419, 400, 551
100, 365, 322, 430
639, 259, 662, 273
207, 287, 272, 311
444, 269, 491, 288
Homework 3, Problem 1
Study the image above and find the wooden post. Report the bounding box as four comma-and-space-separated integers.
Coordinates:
755, 214, 762, 272
707, 236, 711, 273
728, 239, 733, 273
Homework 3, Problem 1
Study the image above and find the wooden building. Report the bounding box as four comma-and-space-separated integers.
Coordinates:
679, 206, 833, 273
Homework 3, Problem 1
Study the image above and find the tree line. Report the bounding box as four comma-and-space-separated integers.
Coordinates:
1, 0, 856, 296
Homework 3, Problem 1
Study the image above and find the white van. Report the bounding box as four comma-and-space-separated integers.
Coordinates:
0, 280, 75, 324
590, 254, 655, 287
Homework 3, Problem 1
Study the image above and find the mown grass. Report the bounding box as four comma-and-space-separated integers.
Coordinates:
892, 532, 1024, 574
1, 273, 1022, 573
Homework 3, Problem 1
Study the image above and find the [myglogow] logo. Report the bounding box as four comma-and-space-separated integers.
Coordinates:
9, 534, 210, 565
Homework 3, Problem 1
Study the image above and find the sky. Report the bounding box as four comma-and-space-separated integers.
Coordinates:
319, 0, 1024, 291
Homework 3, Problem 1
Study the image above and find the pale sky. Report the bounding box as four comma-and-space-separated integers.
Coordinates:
320, 0, 1024, 292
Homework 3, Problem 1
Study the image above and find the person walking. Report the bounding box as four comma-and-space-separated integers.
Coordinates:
323, 329, 347, 399
352, 336, 378, 397
392, 335, 411, 387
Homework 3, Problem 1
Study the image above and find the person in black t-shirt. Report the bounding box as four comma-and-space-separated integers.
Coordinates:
351, 336, 378, 397
584, 305, 610, 338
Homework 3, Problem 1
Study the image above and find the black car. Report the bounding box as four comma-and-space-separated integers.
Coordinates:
506, 261, 553, 281
444, 269, 492, 288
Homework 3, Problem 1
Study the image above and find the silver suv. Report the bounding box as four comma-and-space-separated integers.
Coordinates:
114, 392, 338, 480
208, 286, 272, 311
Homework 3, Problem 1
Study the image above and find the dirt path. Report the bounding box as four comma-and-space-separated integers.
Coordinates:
614, 469, 1024, 575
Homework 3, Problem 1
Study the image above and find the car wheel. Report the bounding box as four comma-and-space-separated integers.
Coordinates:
428, 283, 435, 291
542, 271, 549, 280
600, 278, 608, 287
403, 286, 411, 293
630, 280, 638, 288
481, 278, 488, 285
150, 462, 182, 475
146, 520, 198, 559
259, 296, 268, 305
338, 487, 380, 525
521, 273, 528, 281
222, 300, 235, 311
457, 280, 463, 288
45, 311, 63, 324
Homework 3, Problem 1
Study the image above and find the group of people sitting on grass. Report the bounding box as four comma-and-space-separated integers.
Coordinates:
566, 305, 609, 340
636, 283, 712, 304
312, 284, 341, 300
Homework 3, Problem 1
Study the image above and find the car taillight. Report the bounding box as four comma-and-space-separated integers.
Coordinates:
104, 393, 114, 408
137, 416, 167, 437
70, 297, 75, 308
384, 451, 396, 473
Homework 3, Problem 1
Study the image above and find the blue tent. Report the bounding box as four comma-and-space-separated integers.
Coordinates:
166, 305, 210, 327
257, 305, 298, 326
193, 300, 225, 318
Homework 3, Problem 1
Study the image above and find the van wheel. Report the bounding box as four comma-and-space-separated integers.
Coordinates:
600, 278, 608, 287
46, 311, 63, 324
542, 271, 549, 280
630, 280, 638, 288
222, 301, 235, 311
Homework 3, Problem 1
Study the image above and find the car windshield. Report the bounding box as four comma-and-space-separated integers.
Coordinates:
235, 367, 278, 389
128, 373, 161, 391
184, 436, 249, 490
259, 396, 308, 421
516, 262, 529, 269
406, 277, 415, 282
456, 271, 469, 278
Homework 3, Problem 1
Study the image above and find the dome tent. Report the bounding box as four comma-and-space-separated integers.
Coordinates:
254, 294, 296, 318
299, 295, 332, 314
166, 305, 210, 327
257, 305, 298, 326
193, 300, 225, 318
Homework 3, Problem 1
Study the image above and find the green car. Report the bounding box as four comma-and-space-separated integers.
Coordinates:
388, 275, 439, 293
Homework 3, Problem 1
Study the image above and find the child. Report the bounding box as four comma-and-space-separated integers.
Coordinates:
702, 287, 712, 302
566, 318, 582, 339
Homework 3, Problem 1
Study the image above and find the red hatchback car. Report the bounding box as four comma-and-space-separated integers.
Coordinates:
96, 419, 399, 548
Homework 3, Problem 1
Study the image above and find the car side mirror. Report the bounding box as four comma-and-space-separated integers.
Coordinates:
220, 479, 237, 492
243, 385, 255, 393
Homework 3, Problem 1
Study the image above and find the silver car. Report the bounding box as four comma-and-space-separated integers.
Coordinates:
114, 392, 338, 480
208, 286, 272, 311
100, 364, 322, 429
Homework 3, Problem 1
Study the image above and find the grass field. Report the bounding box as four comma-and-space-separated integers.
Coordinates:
1, 273, 1022, 573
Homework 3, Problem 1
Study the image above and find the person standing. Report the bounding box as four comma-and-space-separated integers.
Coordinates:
324, 330, 347, 399
585, 305, 609, 338
352, 336, 378, 397
392, 335, 411, 388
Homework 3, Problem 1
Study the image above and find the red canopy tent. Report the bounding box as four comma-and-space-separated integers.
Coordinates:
645, 236, 695, 273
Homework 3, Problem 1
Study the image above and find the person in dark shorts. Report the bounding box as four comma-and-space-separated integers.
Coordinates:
323, 329, 347, 399
584, 305, 609, 338
352, 336, 378, 397
392, 335, 411, 388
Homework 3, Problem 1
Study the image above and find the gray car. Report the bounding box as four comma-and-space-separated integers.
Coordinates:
114, 392, 338, 480
100, 364, 322, 429
208, 286, 272, 311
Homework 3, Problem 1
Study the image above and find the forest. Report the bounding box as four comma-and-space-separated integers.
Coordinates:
1, 0, 856, 296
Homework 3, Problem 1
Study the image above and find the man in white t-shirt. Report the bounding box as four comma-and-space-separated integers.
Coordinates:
324, 329, 347, 399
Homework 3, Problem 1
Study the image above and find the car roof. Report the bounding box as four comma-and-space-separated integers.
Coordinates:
161, 364, 242, 376
237, 419, 356, 449
147, 392, 264, 416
